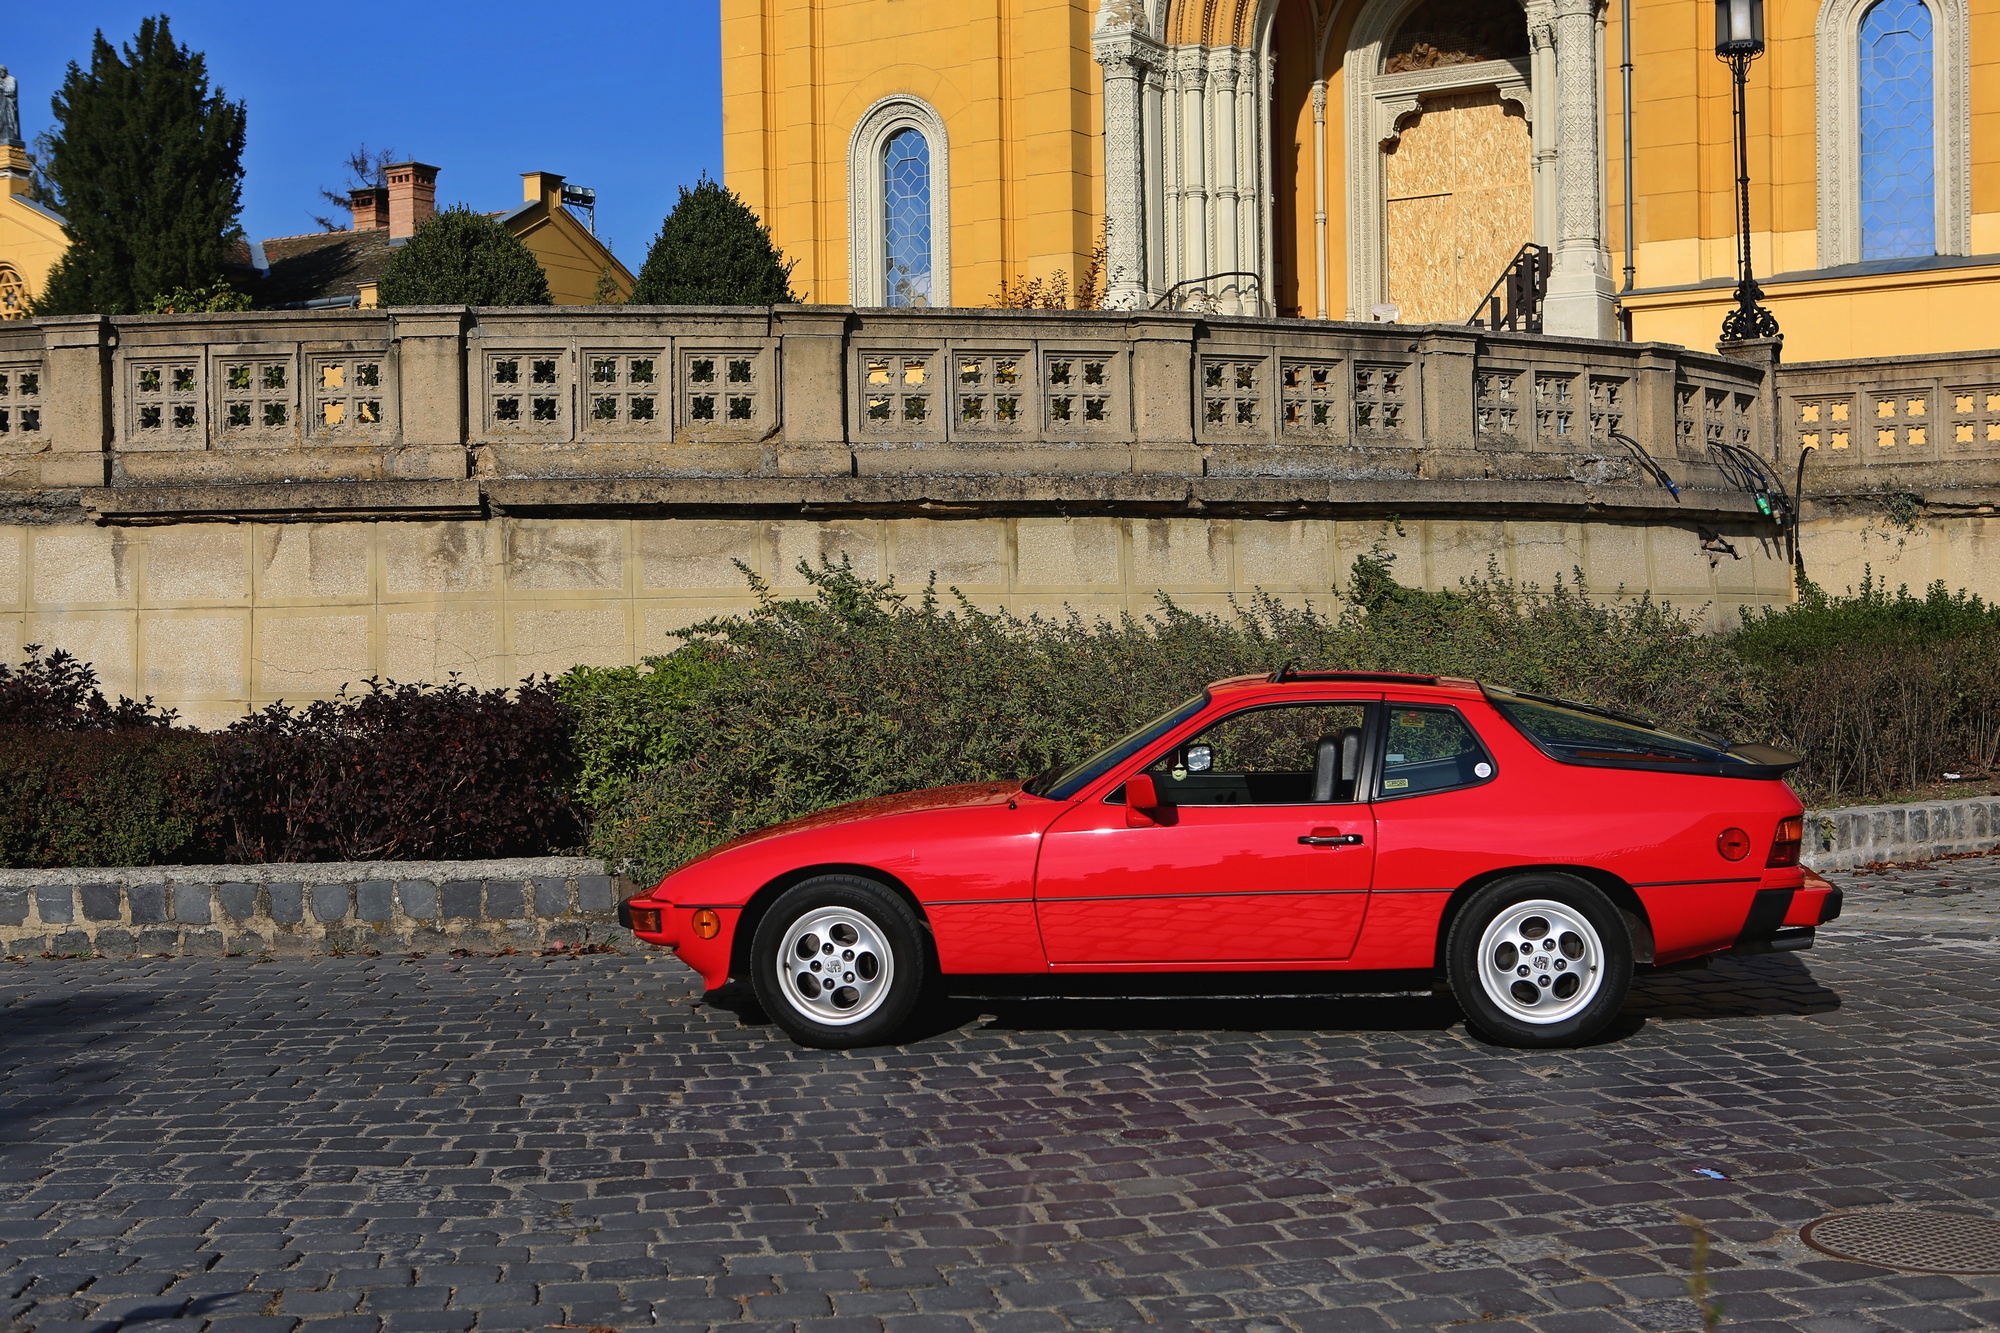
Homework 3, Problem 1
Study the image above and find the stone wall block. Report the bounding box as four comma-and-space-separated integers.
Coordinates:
356, 882, 395, 922
218, 884, 257, 921
34, 887, 72, 925
399, 881, 439, 919
173, 884, 213, 925
97, 927, 135, 954
312, 884, 351, 922
183, 929, 225, 956
268, 883, 305, 924
136, 928, 177, 952
50, 929, 91, 954
485, 881, 524, 919
577, 876, 614, 912
533, 878, 569, 917
129, 885, 169, 925
440, 881, 482, 918
79, 884, 121, 922
0, 888, 26, 927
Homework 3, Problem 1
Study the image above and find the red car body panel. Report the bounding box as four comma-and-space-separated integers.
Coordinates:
624, 676, 1814, 991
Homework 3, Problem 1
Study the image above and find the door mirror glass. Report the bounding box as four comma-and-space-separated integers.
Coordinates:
1184, 743, 1213, 773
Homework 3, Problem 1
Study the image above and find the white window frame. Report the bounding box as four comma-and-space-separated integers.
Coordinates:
1816, 0, 1970, 266
847, 96, 952, 307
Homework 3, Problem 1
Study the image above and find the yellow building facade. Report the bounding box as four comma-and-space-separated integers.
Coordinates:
724, 0, 2000, 362
0, 145, 69, 319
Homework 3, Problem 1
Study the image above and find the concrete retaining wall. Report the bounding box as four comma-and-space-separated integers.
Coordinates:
0, 859, 635, 958
1802, 795, 2000, 871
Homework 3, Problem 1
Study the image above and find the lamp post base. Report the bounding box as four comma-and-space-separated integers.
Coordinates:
1720, 278, 1781, 342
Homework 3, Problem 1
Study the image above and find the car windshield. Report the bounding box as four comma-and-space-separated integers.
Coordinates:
1025, 694, 1209, 800
1489, 691, 1738, 766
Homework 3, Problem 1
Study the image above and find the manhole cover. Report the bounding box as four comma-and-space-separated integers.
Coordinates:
1802, 1211, 2000, 1273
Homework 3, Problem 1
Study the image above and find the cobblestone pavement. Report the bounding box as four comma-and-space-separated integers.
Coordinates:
5, 860, 2000, 1333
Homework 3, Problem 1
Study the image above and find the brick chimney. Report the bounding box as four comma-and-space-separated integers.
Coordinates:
346, 185, 389, 231
383, 161, 440, 239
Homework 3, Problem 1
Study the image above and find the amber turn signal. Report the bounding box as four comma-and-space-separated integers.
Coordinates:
692, 909, 722, 939
1767, 815, 1804, 867
628, 906, 662, 934
1717, 827, 1752, 861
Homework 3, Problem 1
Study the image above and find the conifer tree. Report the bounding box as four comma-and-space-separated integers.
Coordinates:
375, 206, 552, 307
34, 17, 247, 317
630, 177, 797, 305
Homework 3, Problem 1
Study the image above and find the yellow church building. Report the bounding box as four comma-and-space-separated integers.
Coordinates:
723, 0, 1998, 362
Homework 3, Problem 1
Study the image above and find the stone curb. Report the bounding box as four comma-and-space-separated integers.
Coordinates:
1802, 795, 2000, 871
0, 858, 638, 958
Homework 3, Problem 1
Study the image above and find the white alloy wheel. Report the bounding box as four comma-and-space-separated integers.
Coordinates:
771, 905, 897, 1026
1473, 898, 1605, 1025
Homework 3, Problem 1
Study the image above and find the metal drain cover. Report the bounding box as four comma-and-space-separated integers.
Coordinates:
1802, 1211, 2000, 1274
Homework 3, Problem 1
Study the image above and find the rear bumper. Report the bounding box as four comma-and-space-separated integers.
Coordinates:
1726, 873, 1841, 955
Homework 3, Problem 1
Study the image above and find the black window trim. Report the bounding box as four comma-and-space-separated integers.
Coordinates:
1478, 682, 1804, 780
1373, 701, 1499, 802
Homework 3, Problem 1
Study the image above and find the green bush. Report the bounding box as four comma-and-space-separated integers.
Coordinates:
628, 177, 797, 305
377, 205, 552, 307
0, 727, 220, 868
570, 554, 1764, 878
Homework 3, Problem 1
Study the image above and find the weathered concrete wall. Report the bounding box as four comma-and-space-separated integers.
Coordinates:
1802, 795, 2000, 871
0, 512, 1790, 728
0, 859, 631, 957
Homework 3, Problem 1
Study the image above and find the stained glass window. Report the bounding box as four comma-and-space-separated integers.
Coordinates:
1858, 0, 1936, 260
882, 128, 932, 307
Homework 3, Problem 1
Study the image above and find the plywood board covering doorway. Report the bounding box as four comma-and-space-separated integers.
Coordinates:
1383, 89, 1533, 324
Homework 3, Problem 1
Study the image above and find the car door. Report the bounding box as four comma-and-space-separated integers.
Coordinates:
1033, 699, 1378, 964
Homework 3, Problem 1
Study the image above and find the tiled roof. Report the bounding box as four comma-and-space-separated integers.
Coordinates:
254, 229, 396, 306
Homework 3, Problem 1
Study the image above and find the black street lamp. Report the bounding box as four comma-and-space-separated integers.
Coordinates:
1716, 0, 1780, 341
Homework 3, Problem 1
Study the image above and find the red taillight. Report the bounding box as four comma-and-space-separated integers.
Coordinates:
630, 907, 662, 933
1717, 828, 1752, 861
1767, 816, 1804, 867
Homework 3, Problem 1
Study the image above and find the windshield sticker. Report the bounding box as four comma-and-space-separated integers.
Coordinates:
1384, 778, 1410, 789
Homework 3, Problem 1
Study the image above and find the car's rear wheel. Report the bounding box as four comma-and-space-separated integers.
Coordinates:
750, 875, 930, 1049
1446, 873, 1633, 1048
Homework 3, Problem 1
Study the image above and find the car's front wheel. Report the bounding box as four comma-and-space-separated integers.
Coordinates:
1446, 873, 1634, 1048
749, 875, 930, 1049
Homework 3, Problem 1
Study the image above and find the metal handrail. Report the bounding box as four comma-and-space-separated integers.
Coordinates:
1466, 243, 1551, 333
1150, 272, 1266, 313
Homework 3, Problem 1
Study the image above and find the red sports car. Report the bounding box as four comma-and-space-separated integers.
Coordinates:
620, 671, 1838, 1049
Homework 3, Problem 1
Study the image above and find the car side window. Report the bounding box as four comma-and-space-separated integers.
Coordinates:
1141, 703, 1370, 806
1377, 706, 1494, 798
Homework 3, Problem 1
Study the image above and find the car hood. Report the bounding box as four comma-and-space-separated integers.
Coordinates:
669, 779, 1027, 871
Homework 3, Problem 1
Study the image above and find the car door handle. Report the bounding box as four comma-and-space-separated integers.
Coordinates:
1298, 834, 1365, 846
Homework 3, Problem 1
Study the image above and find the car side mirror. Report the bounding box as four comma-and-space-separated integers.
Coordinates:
1126, 774, 1168, 827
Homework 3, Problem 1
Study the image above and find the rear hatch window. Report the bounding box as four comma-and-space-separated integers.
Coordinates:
1482, 685, 1801, 779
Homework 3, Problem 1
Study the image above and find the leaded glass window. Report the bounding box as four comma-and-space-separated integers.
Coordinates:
882, 128, 932, 307
1858, 0, 1936, 260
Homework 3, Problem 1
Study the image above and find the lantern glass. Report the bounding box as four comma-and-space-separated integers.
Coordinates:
1715, 0, 1765, 53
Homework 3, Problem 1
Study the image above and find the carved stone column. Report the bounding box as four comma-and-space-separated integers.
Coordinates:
1543, 0, 1617, 339
1094, 30, 1163, 309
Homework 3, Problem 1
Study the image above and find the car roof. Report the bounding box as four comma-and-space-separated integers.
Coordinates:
1207, 670, 1485, 702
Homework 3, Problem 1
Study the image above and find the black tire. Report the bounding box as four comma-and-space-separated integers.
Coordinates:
749, 875, 931, 1049
1445, 873, 1634, 1048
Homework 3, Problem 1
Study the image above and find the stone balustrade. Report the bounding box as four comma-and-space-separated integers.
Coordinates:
0, 306, 1777, 521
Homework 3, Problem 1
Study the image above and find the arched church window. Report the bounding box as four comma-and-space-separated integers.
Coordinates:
847, 97, 951, 307
1382, 0, 1529, 75
882, 128, 933, 307
0, 263, 27, 320
1857, 0, 1936, 258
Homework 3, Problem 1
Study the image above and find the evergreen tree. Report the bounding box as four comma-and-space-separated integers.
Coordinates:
630, 177, 797, 305
33, 17, 247, 317
375, 206, 552, 307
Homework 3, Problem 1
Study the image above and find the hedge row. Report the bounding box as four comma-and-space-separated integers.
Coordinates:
0, 650, 579, 868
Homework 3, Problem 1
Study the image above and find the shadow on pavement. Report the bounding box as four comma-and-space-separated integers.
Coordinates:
925, 992, 1464, 1039
1623, 953, 1842, 1020
0, 990, 169, 1145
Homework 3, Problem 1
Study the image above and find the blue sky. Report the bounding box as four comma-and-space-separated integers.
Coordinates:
8, 3, 724, 268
